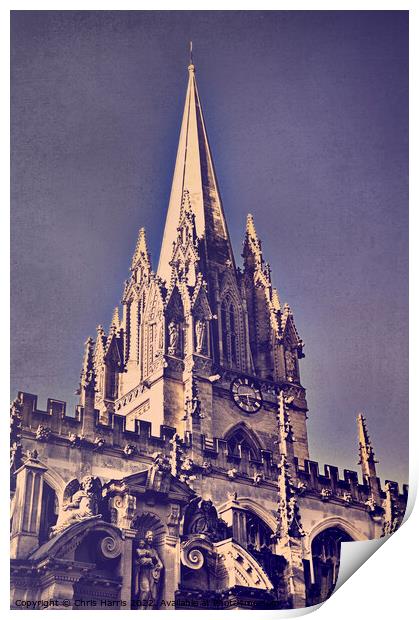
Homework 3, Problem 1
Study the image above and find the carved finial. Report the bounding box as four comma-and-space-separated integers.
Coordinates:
96, 324, 105, 337
188, 41, 194, 71
246, 213, 258, 239
357, 413, 378, 479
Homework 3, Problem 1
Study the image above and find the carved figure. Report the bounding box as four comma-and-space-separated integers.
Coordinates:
365, 496, 377, 512
195, 318, 206, 354
320, 488, 331, 502
184, 498, 227, 541
168, 320, 180, 356
50, 475, 102, 537
134, 531, 163, 608
123, 443, 136, 457
285, 350, 297, 380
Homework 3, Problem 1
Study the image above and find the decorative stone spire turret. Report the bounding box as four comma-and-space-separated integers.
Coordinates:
130, 227, 151, 289
357, 413, 378, 480
110, 306, 121, 330
243, 213, 263, 271
79, 337, 96, 395
131, 227, 150, 270
274, 390, 306, 607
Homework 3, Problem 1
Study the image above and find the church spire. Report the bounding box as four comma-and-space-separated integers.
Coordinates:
157, 54, 235, 282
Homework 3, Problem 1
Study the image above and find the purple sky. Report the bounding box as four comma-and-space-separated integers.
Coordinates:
11, 11, 408, 485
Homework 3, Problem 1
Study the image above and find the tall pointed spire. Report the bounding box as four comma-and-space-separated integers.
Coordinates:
357, 413, 378, 479
158, 53, 235, 282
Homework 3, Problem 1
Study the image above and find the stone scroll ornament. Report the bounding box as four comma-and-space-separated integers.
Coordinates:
50, 475, 102, 537
133, 531, 163, 608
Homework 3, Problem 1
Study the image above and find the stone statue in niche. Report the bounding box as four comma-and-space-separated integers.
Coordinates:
50, 475, 102, 537
168, 320, 180, 356
194, 318, 207, 354
285, 349, 297, 381
133, 531, 163, 608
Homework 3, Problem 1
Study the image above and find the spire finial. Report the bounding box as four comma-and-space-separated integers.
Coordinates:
188, 41, 195, 72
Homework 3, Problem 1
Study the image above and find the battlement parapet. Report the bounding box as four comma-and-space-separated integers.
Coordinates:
16, 392, 177, 455
18, 392, 81, 427
296, 458, 408, 505
197, 433, 276, 480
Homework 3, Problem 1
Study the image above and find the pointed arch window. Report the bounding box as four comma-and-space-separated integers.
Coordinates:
105, 365, 117, 400
305, 528, 353, 606
221, 295, 239, 367
225, 425, 261, 461
246, 512, 273, 552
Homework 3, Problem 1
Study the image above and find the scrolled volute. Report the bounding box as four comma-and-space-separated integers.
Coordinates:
98, 533, 123, 560
180, 536, 214, 571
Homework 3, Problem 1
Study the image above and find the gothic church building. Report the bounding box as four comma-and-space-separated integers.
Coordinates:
10, 60, 407, 610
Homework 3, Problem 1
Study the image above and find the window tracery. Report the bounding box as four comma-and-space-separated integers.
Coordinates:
221, 295, 239, 367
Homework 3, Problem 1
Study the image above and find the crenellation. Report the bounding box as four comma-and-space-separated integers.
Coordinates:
17, 391, 182, 460
292, 458, 408, 512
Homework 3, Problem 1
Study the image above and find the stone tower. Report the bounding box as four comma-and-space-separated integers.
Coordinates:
10, 57, 407, 610
91, 58, 309, 465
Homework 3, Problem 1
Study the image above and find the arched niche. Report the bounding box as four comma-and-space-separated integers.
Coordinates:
39, 481, 59, 544
37, 466, 67, 544
131, 512, 167, 608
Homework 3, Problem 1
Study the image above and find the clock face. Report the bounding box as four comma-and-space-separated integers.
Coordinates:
230, 377, 263, 413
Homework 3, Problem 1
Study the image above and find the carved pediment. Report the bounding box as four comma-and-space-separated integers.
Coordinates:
104, 464, 195, 504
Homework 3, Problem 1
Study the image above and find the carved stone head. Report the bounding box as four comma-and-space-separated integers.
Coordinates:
81, 475, 99, 495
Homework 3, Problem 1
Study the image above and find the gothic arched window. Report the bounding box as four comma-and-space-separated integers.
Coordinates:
105, 366, 117, 400
221, 295, 239, 367
246, 512, 273, 552
305, 527, 353, 606
225, 425, 261, 461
